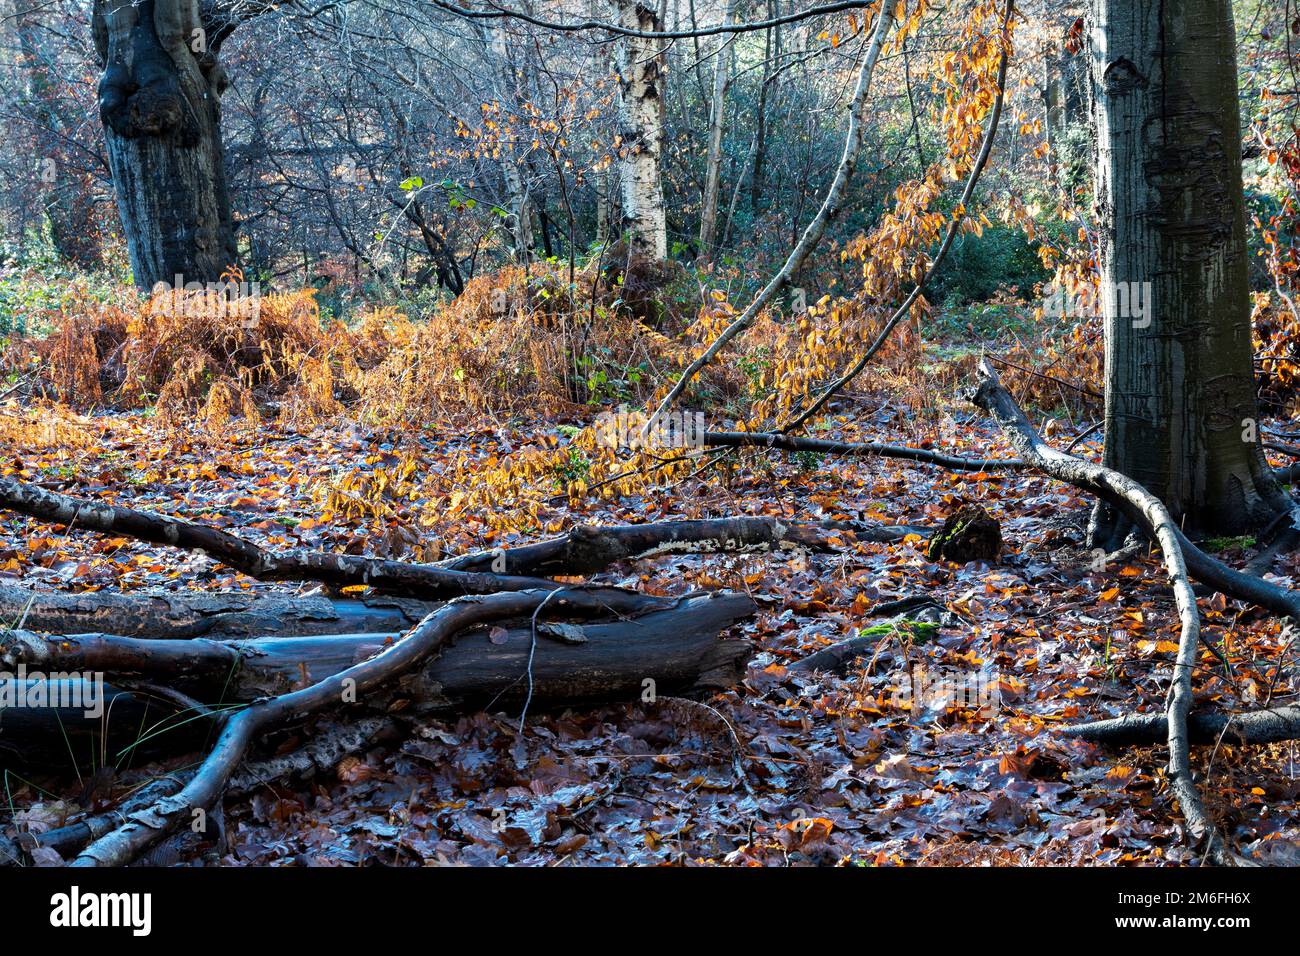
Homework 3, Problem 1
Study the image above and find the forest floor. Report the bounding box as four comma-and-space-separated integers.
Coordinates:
2, 374, 1299, 866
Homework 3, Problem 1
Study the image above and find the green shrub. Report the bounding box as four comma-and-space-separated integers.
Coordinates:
930, 224, 1049, 306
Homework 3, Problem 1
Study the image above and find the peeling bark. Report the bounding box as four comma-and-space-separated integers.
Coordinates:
612, 0, 668, 260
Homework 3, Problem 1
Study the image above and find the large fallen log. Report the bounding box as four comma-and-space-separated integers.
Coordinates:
0, 584, 436, 639
0, 590, 755, 765
64, 586, 753, 866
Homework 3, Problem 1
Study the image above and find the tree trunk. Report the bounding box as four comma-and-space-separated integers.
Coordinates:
1088, 0, 1287, 548
612, 0, 669, 260
697, 0, 736, 257
92, 0, 237, 290
750, 0, 777, 214
486, 19, 536, 262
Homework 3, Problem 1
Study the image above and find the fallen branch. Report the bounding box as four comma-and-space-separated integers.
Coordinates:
0, 478, 846, 599
1060, 704, 1300, 746
15, 716, 400, 862
0, 476, 557, 599
970, 358, 1240, 865
703, 430, 1028, 472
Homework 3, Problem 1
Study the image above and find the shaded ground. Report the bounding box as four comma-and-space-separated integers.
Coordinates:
2, 392, 1298, 866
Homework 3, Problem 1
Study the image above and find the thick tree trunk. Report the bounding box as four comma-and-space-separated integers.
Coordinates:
1089, 0, 1286, 547
612, 0, 669, 260
92, 0, 237, 289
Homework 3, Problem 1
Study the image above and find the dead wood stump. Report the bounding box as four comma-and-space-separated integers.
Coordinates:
926, 504, 1002, 563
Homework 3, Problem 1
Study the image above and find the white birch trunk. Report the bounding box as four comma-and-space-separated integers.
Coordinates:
612, 0, 669, 260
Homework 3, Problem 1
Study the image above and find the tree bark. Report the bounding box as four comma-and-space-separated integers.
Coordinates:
697, 0, 737, 256
0, 584, 436, 640
93, 0, 237, 289
612, 0, 669, 260
1088, 0, 1287, 548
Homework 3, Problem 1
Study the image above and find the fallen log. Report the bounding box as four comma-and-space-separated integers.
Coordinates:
0, 584, 436, 639
0, 590, 755, 765
67, 586, 753, 866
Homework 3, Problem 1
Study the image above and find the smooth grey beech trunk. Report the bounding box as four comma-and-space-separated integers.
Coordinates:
1088, 0, 1287, 547
92, 0, 237, 290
